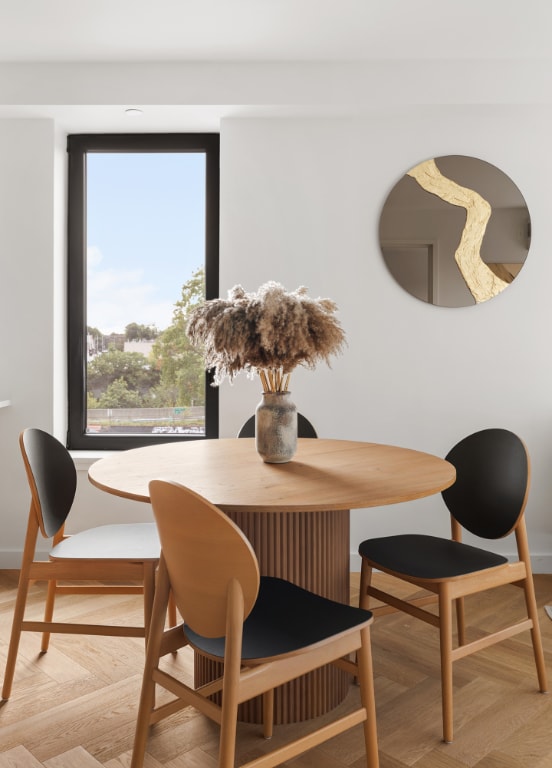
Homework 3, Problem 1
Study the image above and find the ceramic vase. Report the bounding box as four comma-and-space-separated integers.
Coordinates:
255, 391, 297, 463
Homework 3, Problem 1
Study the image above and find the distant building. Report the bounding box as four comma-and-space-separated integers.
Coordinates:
124, 340, 155, 356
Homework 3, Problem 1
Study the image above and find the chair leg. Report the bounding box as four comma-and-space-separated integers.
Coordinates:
455, 596, 466, 647
2, 576, 31, 700
131, 560, 172, 768
357, 625, 380, 768
516, 523, 549, 693
355, 560, 374, 685
3, 512, 40, 699
438, 587, 454, 744
359, 559, 373, 611
142, 562, 157, 643
219, 688, 240, 768
522, 577, 549, 692
218, 581, 244, 768
41, 578, 57, 652
168, 590, 177, 627
262, 690, 274, 739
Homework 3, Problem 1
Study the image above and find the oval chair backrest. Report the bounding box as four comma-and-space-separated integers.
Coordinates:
238, 412, 318, 438
441, 428, 529, 540
20, 428, 77, 539
148, 479, 260, 638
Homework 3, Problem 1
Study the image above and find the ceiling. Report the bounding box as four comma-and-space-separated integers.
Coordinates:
1, 0, 550, 63
1, 0, 550, 132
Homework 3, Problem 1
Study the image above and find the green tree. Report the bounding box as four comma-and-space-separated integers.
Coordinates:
87, 392, 99, 409
87, 325, 102, 339
152, 267, 206, 406
87, 349, 160, 400
87, 326, 105, 355
125, 322, 158, 341
97, 377, 143, 408
104, 333, 125, 351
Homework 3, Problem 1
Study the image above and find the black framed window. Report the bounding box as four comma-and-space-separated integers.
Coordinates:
67, 133, 219, 450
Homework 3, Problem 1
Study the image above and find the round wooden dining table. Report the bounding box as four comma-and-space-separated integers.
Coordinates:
88, 437, 455, 724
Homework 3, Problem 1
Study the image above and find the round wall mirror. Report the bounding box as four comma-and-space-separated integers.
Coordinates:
379, 155, 531, 307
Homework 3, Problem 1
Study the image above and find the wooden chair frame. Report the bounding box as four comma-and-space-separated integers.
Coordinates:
359, 429, 548, 743
2, 428, 168, 700
130, 480, 379, 768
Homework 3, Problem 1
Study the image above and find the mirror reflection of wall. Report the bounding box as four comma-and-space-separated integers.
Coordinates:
379, 155, 531, 307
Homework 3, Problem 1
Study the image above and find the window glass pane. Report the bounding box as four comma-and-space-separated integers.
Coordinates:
85, 152, 207, 437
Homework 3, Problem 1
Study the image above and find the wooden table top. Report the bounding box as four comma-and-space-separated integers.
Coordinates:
88, 438, 456, 513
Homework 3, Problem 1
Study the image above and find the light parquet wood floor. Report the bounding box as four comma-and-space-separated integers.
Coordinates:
1, 570, 552, 767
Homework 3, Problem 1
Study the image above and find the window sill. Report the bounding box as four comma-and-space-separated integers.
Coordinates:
69, 451, 112, 470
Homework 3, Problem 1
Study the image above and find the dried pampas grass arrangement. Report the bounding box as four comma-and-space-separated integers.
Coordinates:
186, 281, 346, 392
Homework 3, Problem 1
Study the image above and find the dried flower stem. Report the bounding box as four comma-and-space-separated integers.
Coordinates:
259, 369, 270, 392
259, 367, 291, 393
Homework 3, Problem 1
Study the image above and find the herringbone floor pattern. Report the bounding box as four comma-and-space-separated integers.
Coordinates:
1, 570, 552, 767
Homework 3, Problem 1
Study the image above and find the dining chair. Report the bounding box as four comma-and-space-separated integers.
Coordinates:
237, 411, 318, 438
357, 427, 548, 744
130, 479, 379, 768
2, 427, 164, 700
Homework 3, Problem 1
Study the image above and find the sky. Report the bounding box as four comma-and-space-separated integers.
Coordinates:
86, 151, 206, 335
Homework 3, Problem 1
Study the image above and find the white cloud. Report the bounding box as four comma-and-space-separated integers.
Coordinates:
87, 245, 103, 268
87, 247, 175, 334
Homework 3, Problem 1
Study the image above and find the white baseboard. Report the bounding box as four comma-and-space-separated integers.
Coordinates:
0, 549, 50, 569
528, 554, 552, 575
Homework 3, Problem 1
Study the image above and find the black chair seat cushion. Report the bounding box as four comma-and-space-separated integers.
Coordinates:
358, 534, 508, 580
184, 576, 372, 661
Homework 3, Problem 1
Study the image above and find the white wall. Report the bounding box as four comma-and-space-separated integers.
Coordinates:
0, 120, 57, 563
218, 110, 552, 571
1, 64, 552, 571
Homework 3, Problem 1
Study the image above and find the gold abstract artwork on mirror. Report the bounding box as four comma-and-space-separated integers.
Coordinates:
379, 155, 531, 308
